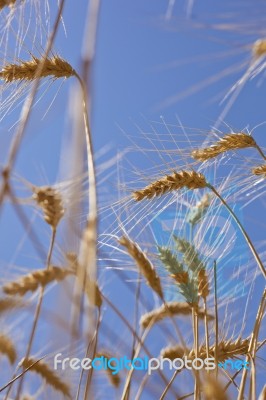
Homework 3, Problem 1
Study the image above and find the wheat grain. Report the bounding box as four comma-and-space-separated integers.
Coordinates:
95, 351, 121, 387
253, 39, 266, 57
0, 56, 76, 83
3, 266, 74, 296
20, 357, 71, 398
86, 280, 102, 308
119, 236, 163, 298
32, 186, 64, 229
252, 164, 266, 177
140, 301, 213, 329
187, 193, 211, 226
0, 334, 16, 364
133, 170, 207, 201
191, 133, 257, 161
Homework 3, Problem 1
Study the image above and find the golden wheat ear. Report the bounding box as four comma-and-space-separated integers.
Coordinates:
253, 39, 266, 57
191, 133, 257, 161
32, 186, 65, 229
3, 266, 75, 296
0, 56, 76, 83
119, 236, 163, 298
96, 351, 121, 387
133, 170, 207, 201
203, 376, 229, 400
0, 334, 17, 364
20, 357, 71, 398
252, 164, 266, 177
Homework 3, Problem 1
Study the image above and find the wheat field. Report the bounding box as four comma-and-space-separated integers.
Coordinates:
0, 1, 265, 400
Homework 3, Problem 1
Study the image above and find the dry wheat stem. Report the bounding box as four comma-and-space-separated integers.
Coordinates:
119, 236, 163, 298
191, 133, 259, 161
0, 334, 16, 364
133, 170, 207, 201
20, 357, 71, 398
3, 265, 74, 296
140, 301, 213, 329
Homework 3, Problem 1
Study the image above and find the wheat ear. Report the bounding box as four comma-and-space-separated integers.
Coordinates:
252, 164, 266, 177
140, 301, 213, 329
0, 56, 76, 82
20, 357, 71, 398
95, 351, 121, 388
187, 193, 211, 226
191, 133, 258, 161
32, 186, 64, 229
119, 236, 163, 298
203, 377, 229, 400
0, 334, 17, 364
0, 297, 24, 314
253, 39, 266, 57
3, 266, 74, 296
133, 170, 207, 201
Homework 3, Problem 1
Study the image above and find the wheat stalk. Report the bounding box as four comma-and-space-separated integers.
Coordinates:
198, 268, 210, 299
20, 357, 71, 398
0, 334, 17, 364
133, 170, 207, 201
140, 301, 213, 329
86, 280, 102, 309
0, 56, 76, 83
119, 236, 163, 298
3, 266, 74, 296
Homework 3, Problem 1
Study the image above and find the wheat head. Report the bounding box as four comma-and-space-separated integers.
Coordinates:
252, 164, 266, 177
253, 39, 266, 57
0, 0, 16, 10
96, 351, 121, 387
33, 186, 64, 229
0, 334, 17, 364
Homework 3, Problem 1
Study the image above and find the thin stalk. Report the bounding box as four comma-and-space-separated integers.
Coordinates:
14, 228, 57, 400
237, 289, 266, 400
214, 260, 219, 379
203, 298, 210, 360
254, 144, 266, 161
159, 369, 181, 400
192, 307, 200, 400
208, 185, 266, 278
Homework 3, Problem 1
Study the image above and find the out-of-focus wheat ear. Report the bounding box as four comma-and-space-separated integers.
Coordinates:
133, 170, 207, 201
253, 39, 266, 58
0, 334, 17, 364
252, 164, 266, 177
0, 56, 76, 83
20, 357, 71, 398
119, 236, 163, 298
203, 376, 229, 400
3, 266, 75, 296
86, 280, 102, 309
191, 133, 257, 161
0, 0, 16, 10
160, 345, 187, 360
0, 297, 25, 315
187, 193, 211, 226
140, 301, 213, 329
32, 186, 65, 229
199, 337, 250, 361
96, 351, 121, 388
258, 385, 266, 400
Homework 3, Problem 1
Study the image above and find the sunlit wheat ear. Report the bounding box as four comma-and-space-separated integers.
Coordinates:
187, 193, 211, 226
86, 280, 102, 309
0, 56, 76, 83
253, 39, 266, 58
0, 0, 16, 9
20, 357, 71, 398
0, 297, 24, 315
198, 269, 209, 299
119, 236, 163, 298
203, 377, 229, 400
252, 164, 266, 177
96, 351, 121, 387
0, 334, 16, 364
140, 301, 213, 329
191, 133, 257, 161
158, 247, 198, 305
161, 338, 250, 361
3, 266, 75, 296
32, 186, 65, 229
133, 170, 207, 201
